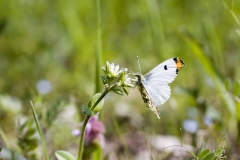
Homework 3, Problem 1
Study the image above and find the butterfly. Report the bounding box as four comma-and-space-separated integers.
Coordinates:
135, 57, 185, 119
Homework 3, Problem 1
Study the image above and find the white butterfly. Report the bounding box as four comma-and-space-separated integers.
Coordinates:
135, 57, 185, 119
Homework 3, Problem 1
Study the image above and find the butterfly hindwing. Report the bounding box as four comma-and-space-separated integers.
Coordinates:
144, 82, 171, 106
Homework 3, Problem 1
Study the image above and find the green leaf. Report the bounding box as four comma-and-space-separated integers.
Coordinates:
92, 143, 102, 160
215, 146, 224, 155
123, 87, 129, 95
202, 152, 215, 160
237, 102, 240, 120
25, 129, 36, 138
45, 97, 65, 127
215, 146, 224, 157
88, 93, 104, 113
19, 121, 28, 132
118, 71, 126, 82
198, 148, 211, 159
26, 139, 38, 151
197, 142, 205, 156
100, 75, 108, 84
224, 79, 232, 91
233, 80, 240, 96
111, 88, 124, 95
82, 105, 94, 116
55, 150, 76, 160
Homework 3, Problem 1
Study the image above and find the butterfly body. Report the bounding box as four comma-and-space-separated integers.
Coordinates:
136, 57, 185, 119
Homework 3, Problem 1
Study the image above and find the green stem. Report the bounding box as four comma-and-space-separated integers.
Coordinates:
77, 115, 91, 160
77, 89, 108, 160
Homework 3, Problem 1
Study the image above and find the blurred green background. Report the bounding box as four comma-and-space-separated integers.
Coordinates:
0, 0, 240, 159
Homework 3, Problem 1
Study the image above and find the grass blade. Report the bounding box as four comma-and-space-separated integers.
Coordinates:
95, 0, 102, 93
30, 101, 50, 160
180, 31, 236, 117
145, 0, 164, 56
0, 127, 10, 149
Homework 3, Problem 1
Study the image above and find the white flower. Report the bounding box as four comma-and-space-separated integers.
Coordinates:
102, 61, 124, 79
123, 74, 135, 88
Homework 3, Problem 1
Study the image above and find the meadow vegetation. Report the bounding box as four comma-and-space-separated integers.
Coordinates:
0, 0, 239, 159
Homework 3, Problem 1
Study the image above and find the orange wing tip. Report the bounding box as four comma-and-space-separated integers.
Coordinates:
173, 57, 185, 74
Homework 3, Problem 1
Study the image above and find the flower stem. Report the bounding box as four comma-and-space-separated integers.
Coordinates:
77, 89, 108, 160
77, 115, 90, 160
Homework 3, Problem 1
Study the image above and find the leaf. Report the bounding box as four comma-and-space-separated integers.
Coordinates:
215, 146, 225, 158
202, 152, 215, 160
224, 79, 232, 91
92, 142, 102, 160
25, 129, 36, 138
26, 139, 38, 151
111, 88, 124, 96
88, 93, 104, 113
100, 75, 108, 84
45, 97, 65, 127
198, 148, 211, 159
19, 120, 28, 132
197, 142, 205, 156
233, 80, 240, 96
55, 150, 76, 160
82, 105, 94, 116
123, 87, 129, 95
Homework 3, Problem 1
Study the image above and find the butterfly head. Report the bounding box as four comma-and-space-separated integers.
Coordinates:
134, 73, 146, 86
134, 73, 141, 84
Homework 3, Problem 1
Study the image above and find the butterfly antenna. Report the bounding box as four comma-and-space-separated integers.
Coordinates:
137, 56, 142, 74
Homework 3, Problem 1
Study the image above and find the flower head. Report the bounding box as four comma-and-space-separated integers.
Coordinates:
116, 69, 135, 95
101, 61, 135, 95
102, 61, 123, 80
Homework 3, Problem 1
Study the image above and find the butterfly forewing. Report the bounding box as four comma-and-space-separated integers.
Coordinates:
145, 58, 181, 84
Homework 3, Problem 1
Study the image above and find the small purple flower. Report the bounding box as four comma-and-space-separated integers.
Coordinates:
36, 79, 52, 95
183, 119, 198, 134
72, 129, 81, 136
72, 115, 106, 148
204, 116, 213, 126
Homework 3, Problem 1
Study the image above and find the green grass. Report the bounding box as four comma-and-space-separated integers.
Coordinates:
0, 0, 239, 159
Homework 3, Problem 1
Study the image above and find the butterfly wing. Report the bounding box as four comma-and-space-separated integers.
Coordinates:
143, 57, 184, 106
143, 81, 171, 106
144, 57, 184, 84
